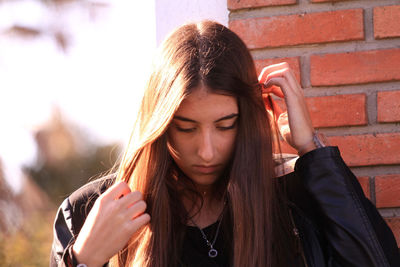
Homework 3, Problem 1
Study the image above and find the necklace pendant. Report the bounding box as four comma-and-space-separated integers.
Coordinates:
208, 248, 218, 258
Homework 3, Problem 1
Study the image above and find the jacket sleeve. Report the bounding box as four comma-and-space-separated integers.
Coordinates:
49, 176, 113, 267
295, 146, 400, 267
50, 198, 79, 267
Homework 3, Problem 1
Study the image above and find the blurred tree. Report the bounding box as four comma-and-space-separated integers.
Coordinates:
0, 160, 23, 237
2, 0, 110, 52
0, 158, 53, 267
24, 108, 121, 205
0, 210, 56, 267
0, 1, 122, 265
0, 108, 121, 266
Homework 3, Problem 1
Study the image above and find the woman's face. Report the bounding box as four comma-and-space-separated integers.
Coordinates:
167, 87, 239, 188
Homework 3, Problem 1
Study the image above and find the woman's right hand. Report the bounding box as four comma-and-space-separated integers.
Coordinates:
72, 181, 150, 267
259, 62, 316, 155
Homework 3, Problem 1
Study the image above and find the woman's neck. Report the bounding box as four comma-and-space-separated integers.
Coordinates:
183, 186, 225, 229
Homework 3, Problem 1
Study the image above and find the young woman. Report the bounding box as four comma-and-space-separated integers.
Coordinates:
50, 21, 400, 267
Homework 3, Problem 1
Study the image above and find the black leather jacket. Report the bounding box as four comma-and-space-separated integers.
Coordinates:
50, 147, 400, 266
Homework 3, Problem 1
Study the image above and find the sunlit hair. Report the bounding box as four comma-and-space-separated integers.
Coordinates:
110, 21, 297, 267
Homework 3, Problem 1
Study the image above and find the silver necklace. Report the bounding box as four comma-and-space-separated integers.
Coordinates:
189, 203, 225, 258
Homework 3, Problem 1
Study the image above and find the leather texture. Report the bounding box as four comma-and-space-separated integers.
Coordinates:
49, 147, 400, 266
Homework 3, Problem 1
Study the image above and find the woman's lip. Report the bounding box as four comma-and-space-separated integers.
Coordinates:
193, 165, 220, 174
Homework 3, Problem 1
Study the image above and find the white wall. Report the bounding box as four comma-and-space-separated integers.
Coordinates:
155, 0, 228, 45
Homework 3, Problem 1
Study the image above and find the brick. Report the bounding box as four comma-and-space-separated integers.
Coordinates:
229, 9, 364, 49
377, 90, 400, 122
311, 0, 348, 2
328, 133, 400, 167
306, 94, 367, 128
278, 140, 297, 154
385, 218, 400, 247
374, 5, 400, 39
357, 176, 370, 200
254, 57, 301, 83
311, 49, 400, 86
228, 0, 296, 10
376, 175, 400, 208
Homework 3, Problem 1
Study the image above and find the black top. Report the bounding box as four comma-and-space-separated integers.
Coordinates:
181, 221, 230, 267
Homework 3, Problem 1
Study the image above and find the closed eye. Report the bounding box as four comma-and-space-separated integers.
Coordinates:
217, 121, 237, 131
176, 126, 195, 133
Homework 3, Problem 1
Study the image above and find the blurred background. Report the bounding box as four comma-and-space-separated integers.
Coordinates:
0, 0, 227, 266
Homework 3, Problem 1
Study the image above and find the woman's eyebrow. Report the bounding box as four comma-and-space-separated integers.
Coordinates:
214, 113, 239, 123
173, 113, 239, 123
173, 116, 196, 123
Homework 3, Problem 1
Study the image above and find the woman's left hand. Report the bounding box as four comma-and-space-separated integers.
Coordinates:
259, 62, 316, 155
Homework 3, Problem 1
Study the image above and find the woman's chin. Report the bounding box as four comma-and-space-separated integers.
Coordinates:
190, 174, 219, 189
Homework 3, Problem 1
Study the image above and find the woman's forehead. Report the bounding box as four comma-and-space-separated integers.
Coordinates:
174, 88, 238, 122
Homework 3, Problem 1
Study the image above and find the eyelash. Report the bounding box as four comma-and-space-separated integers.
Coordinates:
176, 127, 195, 133
218, 124, 237, 131
176, 122, 237, 133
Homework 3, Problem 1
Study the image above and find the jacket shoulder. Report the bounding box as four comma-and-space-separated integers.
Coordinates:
68, 173, 115, 234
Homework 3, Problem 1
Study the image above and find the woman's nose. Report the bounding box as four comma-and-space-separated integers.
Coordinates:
197, 131, 215, 163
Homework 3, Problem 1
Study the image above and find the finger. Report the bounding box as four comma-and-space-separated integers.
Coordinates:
258, 62, 289, 82
264, 69, 306, 107
263, 76, 292, 99
266, 68, 304, 98
118, 190, 143, 208
102, 181, 132, 201
128, 213, 151, 233
125, 200, 147, 219
262, 85, 284, 98
264, 75, 311, 127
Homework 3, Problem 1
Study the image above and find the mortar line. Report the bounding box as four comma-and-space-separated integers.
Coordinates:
378, 207, 400, 218
318, 124, 400, 136
303, 83, 400, 96
300, 54, 310, 88
250, 39, 400, 60
364, 7, 375, 42
351, 165, 400, 178
229, 0, 400, 21
366, 91, 377, 125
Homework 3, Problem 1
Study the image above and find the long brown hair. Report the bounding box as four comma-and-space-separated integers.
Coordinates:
111, 21, 298, 267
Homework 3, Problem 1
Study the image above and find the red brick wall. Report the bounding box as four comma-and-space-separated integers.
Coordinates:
228, 0, 400, 246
